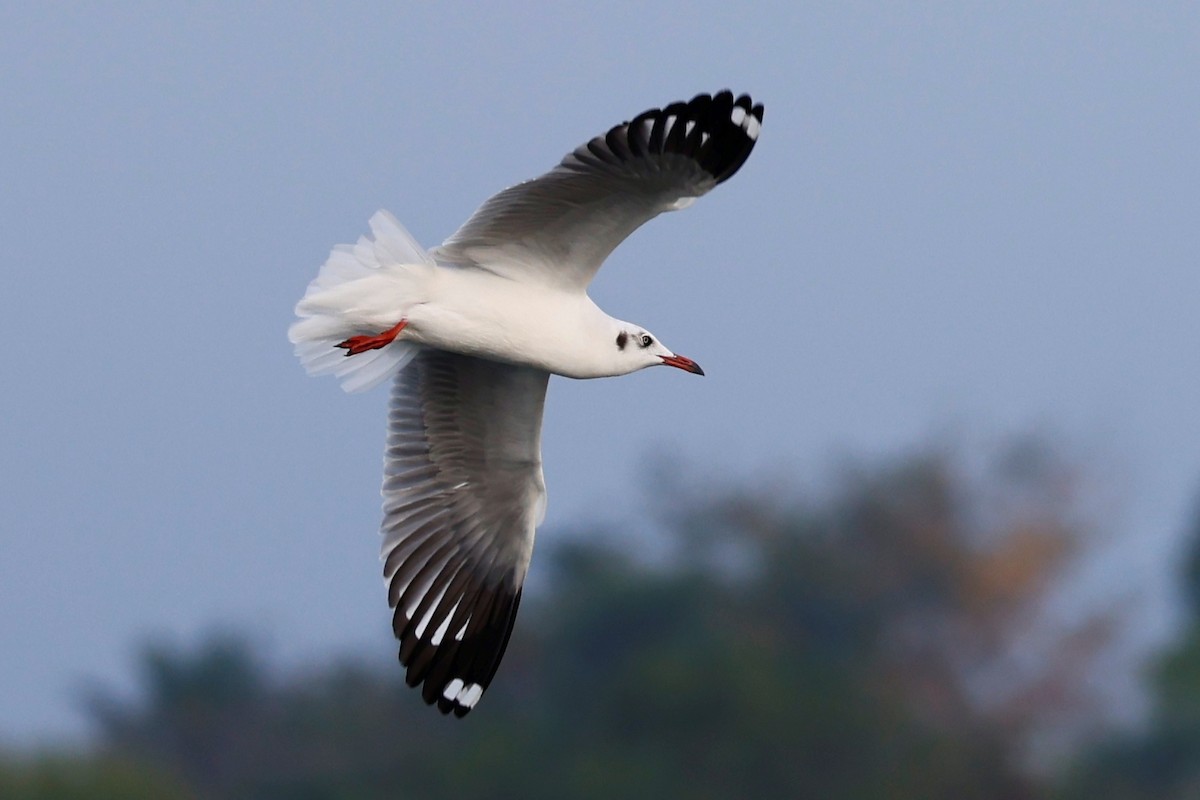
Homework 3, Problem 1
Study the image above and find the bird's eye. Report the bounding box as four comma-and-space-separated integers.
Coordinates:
640, 334, 653, 348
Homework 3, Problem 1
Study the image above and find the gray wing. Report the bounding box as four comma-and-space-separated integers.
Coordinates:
432, 90, 764, 292
381, 349, 549, 716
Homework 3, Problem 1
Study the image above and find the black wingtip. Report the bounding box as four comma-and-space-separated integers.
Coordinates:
394, 583, 523, 718
566, 90, 764, 189
691, 90, 763, 184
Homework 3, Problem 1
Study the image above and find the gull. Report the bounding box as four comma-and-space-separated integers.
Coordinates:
289, 90, 763, 716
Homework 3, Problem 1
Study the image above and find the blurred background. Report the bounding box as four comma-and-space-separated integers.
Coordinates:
2, 2, 1198, 797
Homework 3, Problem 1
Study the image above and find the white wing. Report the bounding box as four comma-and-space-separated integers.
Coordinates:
381, 349, 549, 716
432, 90, 764, 292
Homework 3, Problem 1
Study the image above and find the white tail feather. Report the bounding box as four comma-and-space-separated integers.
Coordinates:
290, 211, 433, 393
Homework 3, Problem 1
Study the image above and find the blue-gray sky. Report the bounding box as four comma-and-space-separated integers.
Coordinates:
2, 3, 1197, 742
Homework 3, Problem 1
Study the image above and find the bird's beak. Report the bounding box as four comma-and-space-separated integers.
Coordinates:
660, 354, 705, 376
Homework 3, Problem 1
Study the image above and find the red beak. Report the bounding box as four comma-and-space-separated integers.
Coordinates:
659, 354, 705, 376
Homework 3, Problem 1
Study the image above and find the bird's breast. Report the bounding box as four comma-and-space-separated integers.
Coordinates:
404, 269, 606, 377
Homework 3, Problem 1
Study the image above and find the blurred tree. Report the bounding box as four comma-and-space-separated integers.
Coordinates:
84, 441, 1122, 799
1055, 498, 1200, 800
86, 631, 270, 795
0, 753, 192, 799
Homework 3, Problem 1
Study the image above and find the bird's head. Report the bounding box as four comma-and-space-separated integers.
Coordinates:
612, 326, 704, 376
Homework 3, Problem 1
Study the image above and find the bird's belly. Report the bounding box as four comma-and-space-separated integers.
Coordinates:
403, 277, 591, 376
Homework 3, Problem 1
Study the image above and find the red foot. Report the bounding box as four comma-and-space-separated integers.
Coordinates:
336, 320, 408, 356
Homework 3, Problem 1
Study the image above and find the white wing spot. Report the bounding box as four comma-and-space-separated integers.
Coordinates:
454, 618, 470, 641
459, 682, 484, 708
731, 106, 747, 125
745, 116, 761, 141
442, 678, 483, 708
452, 481, 469, 490
442, 678, 464, 701
685, 120, 696, 136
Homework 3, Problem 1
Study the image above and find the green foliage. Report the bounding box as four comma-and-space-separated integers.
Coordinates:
78, 446, 1098, 799
0, 753, 192, 800
1053, 500, 1200, 800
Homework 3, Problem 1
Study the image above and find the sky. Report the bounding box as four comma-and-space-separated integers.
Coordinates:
1, 3, 1198, 743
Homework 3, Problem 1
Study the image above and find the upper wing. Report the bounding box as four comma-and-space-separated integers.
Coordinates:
432, 90, 764, 292
381, 348, 549, 716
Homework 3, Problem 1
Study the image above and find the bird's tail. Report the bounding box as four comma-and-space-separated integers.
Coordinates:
288, 211, 431, 393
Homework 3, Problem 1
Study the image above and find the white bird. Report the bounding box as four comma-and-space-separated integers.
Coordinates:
290, 91, 763, 716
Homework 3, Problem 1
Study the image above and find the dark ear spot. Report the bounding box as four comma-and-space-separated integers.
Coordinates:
616, 332, 628, 350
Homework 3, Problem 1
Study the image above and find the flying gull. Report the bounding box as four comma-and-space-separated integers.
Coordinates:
290, 90, 764, 715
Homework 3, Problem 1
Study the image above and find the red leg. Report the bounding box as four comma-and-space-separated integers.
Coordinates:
336, 320, 408, 356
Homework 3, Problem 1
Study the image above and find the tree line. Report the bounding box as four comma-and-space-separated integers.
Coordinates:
5, 439, 1199, 798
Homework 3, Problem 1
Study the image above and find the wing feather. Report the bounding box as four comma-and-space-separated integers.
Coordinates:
433, 90, 763, 291
380, 349, 548, 716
